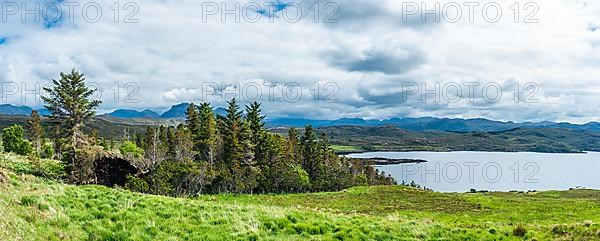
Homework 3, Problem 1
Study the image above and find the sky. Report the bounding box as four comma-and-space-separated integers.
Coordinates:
0, 0, 599, 123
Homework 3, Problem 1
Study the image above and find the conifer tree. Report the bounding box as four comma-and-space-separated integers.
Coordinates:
286, 128, 299, 163
220, 99, 244, 166
172, 125, 195, 162
166, 126, 177, 159
42, 69, 101, 145
185, 103, 201, 159
301, 125, 319, 182
41, 69, 101, 180
198, 103, 218, 167
27, 110, 44, 153
245, 101, 265, 146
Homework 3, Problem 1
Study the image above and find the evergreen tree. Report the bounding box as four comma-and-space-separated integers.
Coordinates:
218, 99, 246, 192
166, 126, 177, 159
172, 125, 195, 162
198, 103, 218, 167
245, 101, 265, 146
220, 99, 244, 166
185, 103, 201, 160
27, 110, 44, 153
42, 69, 101, 145
286, 128, 300, 164
301, 125, 320, 187
41, 69, 101, 180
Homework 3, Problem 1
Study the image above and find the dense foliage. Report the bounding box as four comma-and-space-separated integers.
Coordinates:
127, 99, 395, 196
0, 70, 394, 197
2, 125, 32, 156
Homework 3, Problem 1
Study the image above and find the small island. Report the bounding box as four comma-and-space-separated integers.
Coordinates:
350, 157, 427, 165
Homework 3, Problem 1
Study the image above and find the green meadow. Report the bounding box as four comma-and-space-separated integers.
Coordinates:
1, 153, 599, 241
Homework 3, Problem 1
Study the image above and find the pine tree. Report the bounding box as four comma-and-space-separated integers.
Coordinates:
286, 128, 300, 164
301, 125, 319, 180
172, 125, 195, 162
220, 99, 244, 166
245, 101, 265, 146
239, 119, 258, 194
198, 103, 218, 167
218, 99, 247, 193
27, 110, 44, 154
185, 103, 201, 160
42, 69, 101, 145
41, 69, 101, 180
166, 126, 176, 159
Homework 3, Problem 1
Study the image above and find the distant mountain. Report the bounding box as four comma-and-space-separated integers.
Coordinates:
3, 103, 600, 133
160, 103, 227, 118
266, 117, 600, 133
0, 104, 32, 116
160, 103, 190, 118
107, 109, 160, 119
0, 104, 51, 117
37, 108, 51, 117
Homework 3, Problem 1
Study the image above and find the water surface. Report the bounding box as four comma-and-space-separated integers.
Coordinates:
347, 151, 600, 192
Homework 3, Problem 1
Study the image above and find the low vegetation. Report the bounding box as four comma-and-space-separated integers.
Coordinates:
1, 154, 599, 240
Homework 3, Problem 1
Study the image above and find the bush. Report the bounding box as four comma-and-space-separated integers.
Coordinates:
125, 175, 149, 193
40, 142, 55, 159
119, 141, 143, 158
513, 224, 527, 237
2, 125, 33, 156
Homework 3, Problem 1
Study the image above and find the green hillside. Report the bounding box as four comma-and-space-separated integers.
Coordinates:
1, 153, 599, 240
319, 125, 600, 153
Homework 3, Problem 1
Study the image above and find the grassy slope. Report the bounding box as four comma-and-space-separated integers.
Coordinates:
1, 154, 599, 241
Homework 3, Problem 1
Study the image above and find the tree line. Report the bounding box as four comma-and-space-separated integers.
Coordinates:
1, 70, 396, 196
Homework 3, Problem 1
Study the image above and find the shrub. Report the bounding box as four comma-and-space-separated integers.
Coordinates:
2, 125, 33, 156
20, 195, 40, 206
513, 224, 527, 237
125, 175, 149, 193
119, 141, 143, 158
40, 142, 55, 159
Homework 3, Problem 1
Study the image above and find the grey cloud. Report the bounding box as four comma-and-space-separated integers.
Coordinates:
324, 48, 425, 75
296, 0, 441, 32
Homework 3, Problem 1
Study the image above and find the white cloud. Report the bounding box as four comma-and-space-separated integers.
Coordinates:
0, 0, 599, 123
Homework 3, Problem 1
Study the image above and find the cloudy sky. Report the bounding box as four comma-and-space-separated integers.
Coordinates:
0, 0, 599, 123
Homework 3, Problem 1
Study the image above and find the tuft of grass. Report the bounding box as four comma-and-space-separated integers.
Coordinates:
513, 224, 527, 237
20, 195, 40, 206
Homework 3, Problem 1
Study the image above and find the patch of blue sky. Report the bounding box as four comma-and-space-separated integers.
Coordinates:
257, 0, 292, 17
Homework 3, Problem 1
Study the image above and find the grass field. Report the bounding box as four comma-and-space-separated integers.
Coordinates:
330, 145, 364, 153
1, 153, 599, 240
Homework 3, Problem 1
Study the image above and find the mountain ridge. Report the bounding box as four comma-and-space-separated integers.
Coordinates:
2, 103, 600, 132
